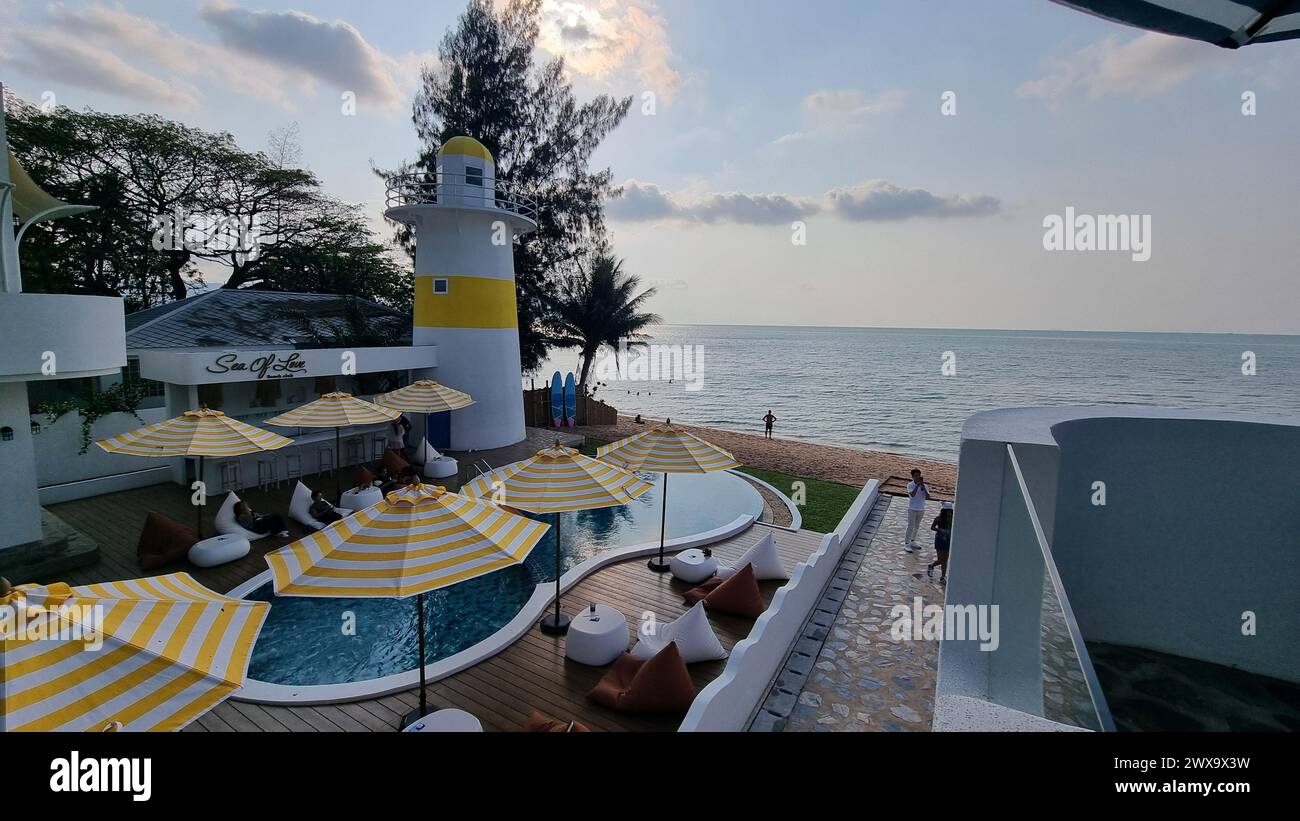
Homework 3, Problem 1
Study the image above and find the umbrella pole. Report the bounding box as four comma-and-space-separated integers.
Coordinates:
335, 427, 341, 500
648, 472, 671, 572
195, 454, 204, 538
539, 512, 571, 635
402, 591, 430, 729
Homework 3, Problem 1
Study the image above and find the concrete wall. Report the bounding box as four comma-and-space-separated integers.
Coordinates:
0, 382, 43, 548
31, 406, 171, 503
1050, 417, 1300, 683
0, 292, 125, 382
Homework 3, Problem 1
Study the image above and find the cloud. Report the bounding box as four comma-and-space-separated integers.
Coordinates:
609, 179, 1000, 225
826, 180, 1001, 221
199, 1, 405, 109
1019, 32, 1226, 104
535, 0, 681, 100
0, 26, 199, 108
774, 88, 907, 145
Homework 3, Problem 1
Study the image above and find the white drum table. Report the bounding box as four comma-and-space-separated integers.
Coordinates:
422, 456, 459, 480
564, 604, 629, 666
339, 486, 383, 511
670, 549, 719, 584
402, 708, 483, 733
188, 534, 251, 568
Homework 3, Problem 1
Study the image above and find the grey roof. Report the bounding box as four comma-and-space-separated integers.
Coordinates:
125, 290, 411, 350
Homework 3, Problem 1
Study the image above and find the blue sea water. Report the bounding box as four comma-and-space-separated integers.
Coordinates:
535, 325, 1300, 462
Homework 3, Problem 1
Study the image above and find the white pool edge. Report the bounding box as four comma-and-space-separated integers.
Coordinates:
232, 509, 759, 706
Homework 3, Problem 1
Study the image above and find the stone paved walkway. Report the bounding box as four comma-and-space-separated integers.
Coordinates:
783, 497, 944, 732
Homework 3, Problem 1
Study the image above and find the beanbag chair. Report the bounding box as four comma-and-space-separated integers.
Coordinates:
715, 532, 789, 581
523, 711, 590, 733
137, 512, 197, 571
684, 563, 765, 619
213, 492, 265, 541
382, 448, 410, 476
355, 466, 376, 488
587, 643, 697, 714
630, 601, 727, 663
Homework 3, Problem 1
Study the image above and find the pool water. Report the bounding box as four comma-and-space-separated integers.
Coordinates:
245, 471, 763, 686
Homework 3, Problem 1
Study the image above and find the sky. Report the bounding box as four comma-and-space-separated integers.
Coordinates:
1, 0, 1298, 334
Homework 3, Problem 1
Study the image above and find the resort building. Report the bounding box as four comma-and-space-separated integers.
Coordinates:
936, 406, 1300, 732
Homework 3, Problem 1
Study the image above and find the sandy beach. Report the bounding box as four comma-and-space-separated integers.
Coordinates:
584, 415, 957, 500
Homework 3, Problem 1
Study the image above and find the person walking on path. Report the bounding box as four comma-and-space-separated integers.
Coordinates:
904, 468, 932, 552
762, 410, 777, 439
928, 501, 953, 582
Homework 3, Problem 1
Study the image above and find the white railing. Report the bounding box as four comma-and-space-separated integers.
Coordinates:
384, 172, 539, 221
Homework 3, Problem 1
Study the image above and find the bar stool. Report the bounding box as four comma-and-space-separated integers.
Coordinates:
346, 437, 364, 467
371, 435, 387, 462
256, 458, 279, 491
318, 445, 335, 477
220, 460, 242, 492
284, 452, 303, 484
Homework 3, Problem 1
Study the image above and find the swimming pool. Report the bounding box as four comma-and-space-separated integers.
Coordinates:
243, 471, 763, 687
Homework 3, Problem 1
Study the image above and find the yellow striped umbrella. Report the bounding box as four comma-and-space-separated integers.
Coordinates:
597, 420, 740, 572
264, 482, 549, 724
95, 407, 293, 536
0, 573, 268, 732
265, 392, 401, 497
461, 444, 652, 634
375, 380, 474, 457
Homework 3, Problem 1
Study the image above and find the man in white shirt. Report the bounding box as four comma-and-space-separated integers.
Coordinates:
904, 468, 931, 553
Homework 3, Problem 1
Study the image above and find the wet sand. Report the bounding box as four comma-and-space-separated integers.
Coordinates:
583, 415, 956, 500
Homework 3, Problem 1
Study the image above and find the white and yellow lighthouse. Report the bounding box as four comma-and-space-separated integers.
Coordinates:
384, 136, 537, 451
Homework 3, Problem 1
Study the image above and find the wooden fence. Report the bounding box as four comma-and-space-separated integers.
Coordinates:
523, 387, 619, 428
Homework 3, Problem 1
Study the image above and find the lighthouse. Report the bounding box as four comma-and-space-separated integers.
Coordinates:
384, 136, 537, 451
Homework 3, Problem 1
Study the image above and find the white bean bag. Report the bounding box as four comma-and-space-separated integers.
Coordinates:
214, 492, 267, 541
630, 601, 727, 664
716, 532, 789, 581
288, 481, 353, 531
412, 437, 440, 465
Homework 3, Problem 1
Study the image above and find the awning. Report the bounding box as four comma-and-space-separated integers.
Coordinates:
1051, 0, 1300, 47
7, 146, 96, 240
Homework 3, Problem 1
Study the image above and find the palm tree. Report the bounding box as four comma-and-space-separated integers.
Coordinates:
550, 251, 660, 391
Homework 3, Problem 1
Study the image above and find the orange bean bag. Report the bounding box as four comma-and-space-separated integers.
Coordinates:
523, 711, 590, 732
356, 466, 376, 488
587, 643, 697, 714
684, 563, 765, 619
137, 512, 198, 571
382, 448, 410, 476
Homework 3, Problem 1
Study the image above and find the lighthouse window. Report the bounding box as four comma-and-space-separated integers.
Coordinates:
433, 278, 449, 294
465, 165, 483, 186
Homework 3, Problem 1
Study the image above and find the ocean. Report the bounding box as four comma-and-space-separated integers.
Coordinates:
532, 325, 1300, 462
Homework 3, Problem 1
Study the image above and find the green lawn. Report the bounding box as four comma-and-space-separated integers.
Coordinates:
737, 466, 861, 534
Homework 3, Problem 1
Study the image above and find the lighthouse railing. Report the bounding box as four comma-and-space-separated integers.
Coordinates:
384, 172, 538, 221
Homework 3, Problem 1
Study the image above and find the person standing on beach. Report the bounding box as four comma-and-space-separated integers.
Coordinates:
762, 410, 777, 439
904, 468, 932, 552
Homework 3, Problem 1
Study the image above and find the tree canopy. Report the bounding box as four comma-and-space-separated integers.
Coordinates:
394, 0, 632, 372
4, 91, 411, 314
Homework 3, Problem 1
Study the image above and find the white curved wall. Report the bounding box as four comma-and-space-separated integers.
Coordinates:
1050, 416, 1300, 682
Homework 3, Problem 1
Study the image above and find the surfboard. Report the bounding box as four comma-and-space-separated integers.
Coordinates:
550, 372, 563, 427
564, 372, 577, 427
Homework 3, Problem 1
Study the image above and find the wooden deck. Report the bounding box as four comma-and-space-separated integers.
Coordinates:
43, 476, 825, 732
